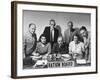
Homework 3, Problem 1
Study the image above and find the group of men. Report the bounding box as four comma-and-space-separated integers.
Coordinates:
23, 19, 90, 64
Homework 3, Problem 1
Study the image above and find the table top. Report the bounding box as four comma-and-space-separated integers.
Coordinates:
23, 54, 91, 69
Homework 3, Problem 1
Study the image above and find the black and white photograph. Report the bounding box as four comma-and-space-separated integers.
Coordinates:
23, 10, 91, 69
11, 1, 97, 78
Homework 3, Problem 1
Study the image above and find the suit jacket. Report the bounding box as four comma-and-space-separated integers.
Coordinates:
64, 28, 80, 45
52, 42, 68, 54
23, 32, 37, 57
43, 26, 59, 47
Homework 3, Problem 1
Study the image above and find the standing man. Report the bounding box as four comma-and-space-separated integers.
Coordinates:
64, 21, 80, 45
43, 19, 59, 48
79, 26, 91, 63
23, 23, 37, 58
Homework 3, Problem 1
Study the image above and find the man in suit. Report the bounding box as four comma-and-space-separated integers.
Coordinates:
64, 21, 80, 45
23, 23, 37, 57
23, 23, 37, 66
52, 36, 68, 54
43, 19, 59, 48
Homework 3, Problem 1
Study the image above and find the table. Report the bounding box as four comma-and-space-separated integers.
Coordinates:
23, 54, 91, 69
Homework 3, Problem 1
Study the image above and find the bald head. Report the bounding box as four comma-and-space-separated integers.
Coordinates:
57, 36, 63, 45
29, 23, 36, 34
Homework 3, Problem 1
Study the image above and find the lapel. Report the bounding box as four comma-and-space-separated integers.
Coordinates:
49, 26, 51, 36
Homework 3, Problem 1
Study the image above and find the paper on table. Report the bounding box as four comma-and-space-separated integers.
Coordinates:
76, 59, 87, 64
35, 60, 48, 65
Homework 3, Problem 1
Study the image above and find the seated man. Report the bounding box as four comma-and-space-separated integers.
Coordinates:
52, 36, 68, 57
69, 34, 85, 59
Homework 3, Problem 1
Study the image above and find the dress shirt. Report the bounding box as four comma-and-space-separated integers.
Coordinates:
50, 28, 54, 42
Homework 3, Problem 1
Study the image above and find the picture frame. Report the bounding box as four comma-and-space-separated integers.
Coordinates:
11, 1, 98, 78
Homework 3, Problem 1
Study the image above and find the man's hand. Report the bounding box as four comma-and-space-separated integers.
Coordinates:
42, 54, 48, 59
57, 53, 61, 58
33, 52, 39, 56
73, 53, 78, 59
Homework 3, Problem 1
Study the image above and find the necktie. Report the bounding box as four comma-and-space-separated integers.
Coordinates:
50, 29, 54, 42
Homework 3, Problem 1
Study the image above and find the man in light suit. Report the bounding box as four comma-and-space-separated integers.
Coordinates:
64, 21, 80, 45
23, 23, 37, 66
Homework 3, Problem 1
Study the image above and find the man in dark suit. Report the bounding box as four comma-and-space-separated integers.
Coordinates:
43, 19, 59, 48
52, 36, 68, 54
